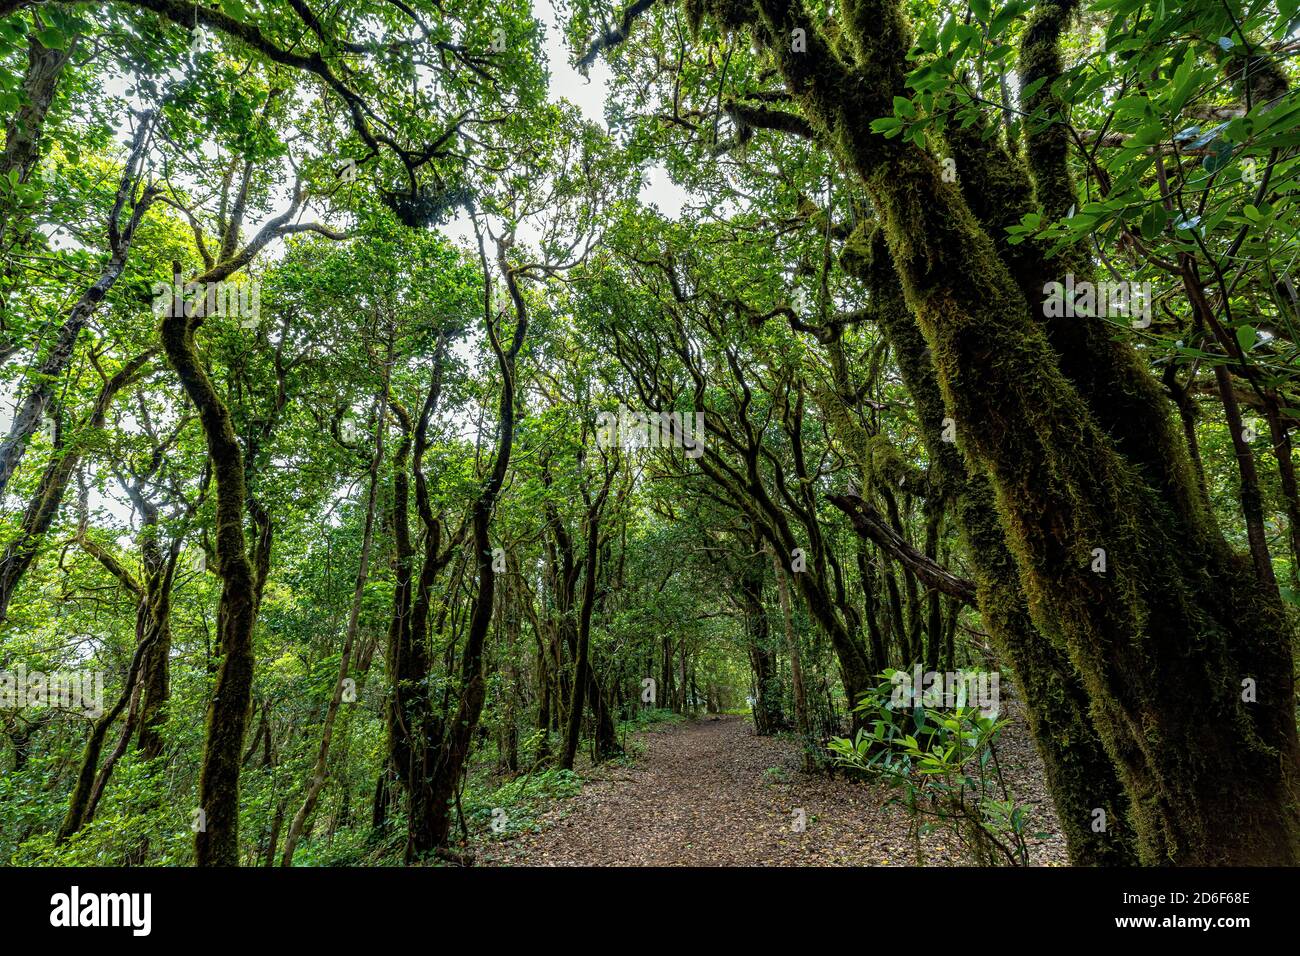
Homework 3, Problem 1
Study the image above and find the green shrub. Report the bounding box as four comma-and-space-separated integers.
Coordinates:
828, 672, 1041, 865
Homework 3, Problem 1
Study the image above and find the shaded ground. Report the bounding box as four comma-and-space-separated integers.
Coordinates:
480, 709, 1068, 866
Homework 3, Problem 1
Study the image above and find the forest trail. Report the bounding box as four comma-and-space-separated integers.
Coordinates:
481, 714, 1068, 866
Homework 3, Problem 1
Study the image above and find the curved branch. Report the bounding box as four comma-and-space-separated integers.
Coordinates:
828, 491, 977, 605
577, 0, 658, 69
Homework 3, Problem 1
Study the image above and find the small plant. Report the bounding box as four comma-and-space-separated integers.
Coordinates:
828, 672, 1041, 866
463, 768, 583, 841
761, 765, 790, 786
619, 706, 686, 733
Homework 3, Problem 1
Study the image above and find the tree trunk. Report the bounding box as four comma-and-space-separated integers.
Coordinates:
162, 280, 258, 867
0, 26, 75, 247
769, 541, 811, 769
739, 548, 782, 735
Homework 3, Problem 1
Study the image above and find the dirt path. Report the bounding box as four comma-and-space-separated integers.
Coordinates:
481, 713, 1068, 866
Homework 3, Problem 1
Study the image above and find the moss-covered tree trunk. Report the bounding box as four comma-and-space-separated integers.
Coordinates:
56, 618, 158, 843
739, 540, 783, 735
769, 540, 812, 768
162, 291, 258, 868
839, 226, 1136, 864
0, 349, 154, 624
0, 119, 156, 500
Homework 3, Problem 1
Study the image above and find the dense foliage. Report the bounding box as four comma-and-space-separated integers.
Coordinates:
1, 0, 1298, 866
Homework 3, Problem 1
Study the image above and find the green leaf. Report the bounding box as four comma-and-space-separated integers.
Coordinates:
1020, 76, 1048, 102
35, 26, 69, 50
1140, 205, 1167, 240
1187, 122, 1230, 150
871, 117, 904, 138
1168, 47, 1199, 115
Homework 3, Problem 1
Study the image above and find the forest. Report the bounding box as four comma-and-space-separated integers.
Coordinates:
0, 0, 1298, 872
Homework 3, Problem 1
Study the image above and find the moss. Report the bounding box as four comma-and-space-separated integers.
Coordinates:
940, 112, 1043, 298
684, 0, 706, 37
1017, 0, 1081, 228
1214, 40, 1290, 112
1010, 3, 1220, 552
